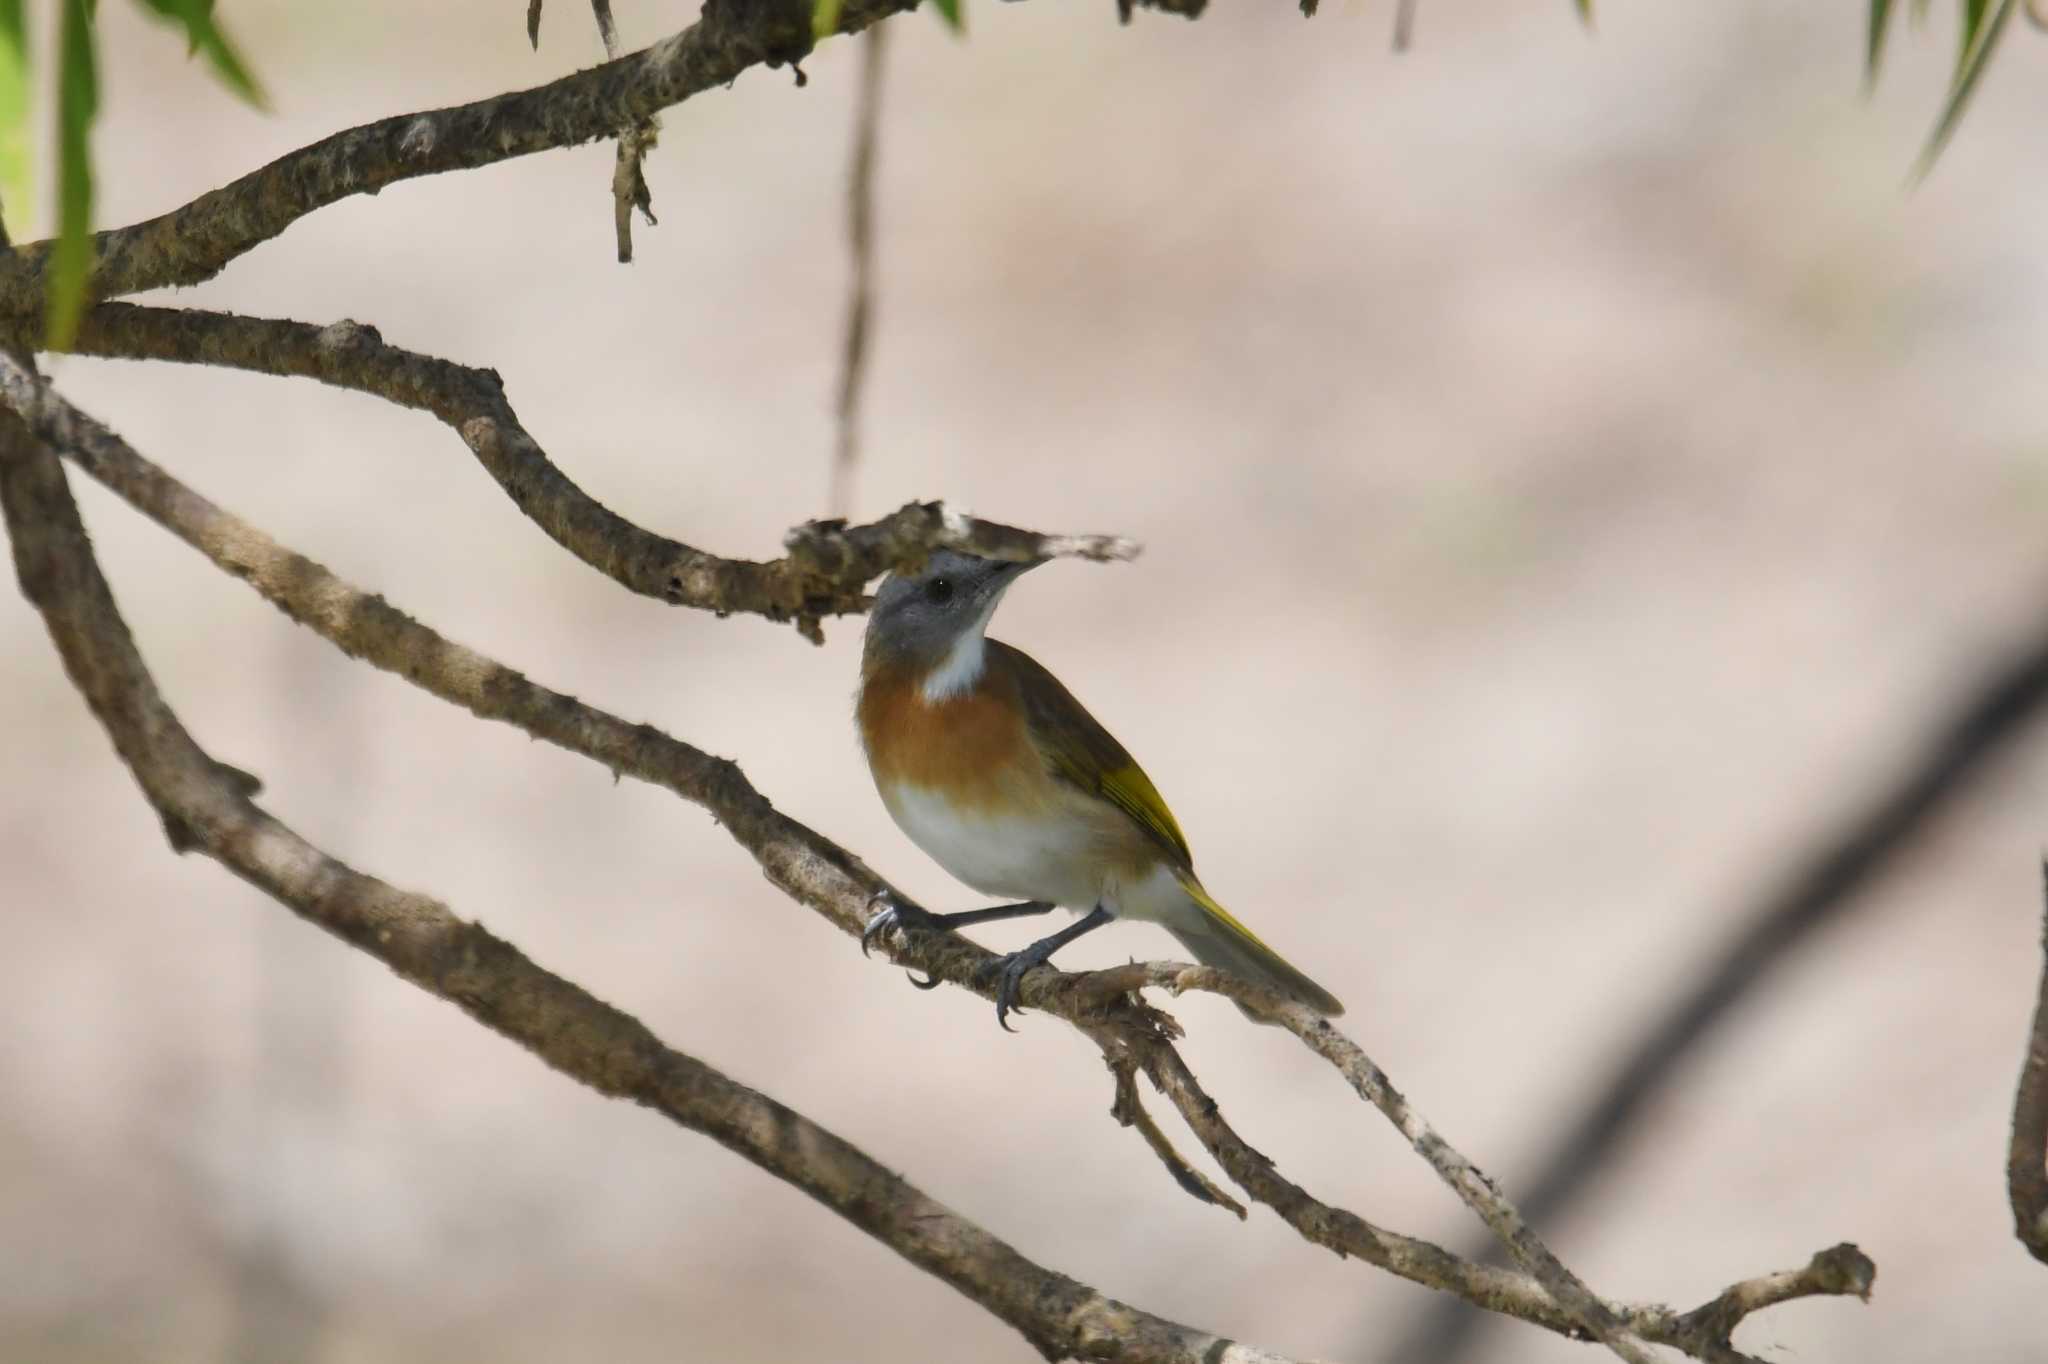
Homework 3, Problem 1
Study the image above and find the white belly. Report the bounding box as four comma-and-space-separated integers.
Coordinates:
882, 783, 1107, 910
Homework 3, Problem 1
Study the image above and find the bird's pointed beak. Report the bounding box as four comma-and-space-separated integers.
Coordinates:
971, 556, 1043, 612
995, 556, 1048, 582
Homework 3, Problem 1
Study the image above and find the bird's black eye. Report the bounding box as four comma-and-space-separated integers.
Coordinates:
925, 577, 955, 605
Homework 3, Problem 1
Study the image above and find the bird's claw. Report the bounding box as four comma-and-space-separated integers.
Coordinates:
860, 888, 933, 950
860, 892, 893, 958
862, 891, 943, 989
989, 950, 1047, 1032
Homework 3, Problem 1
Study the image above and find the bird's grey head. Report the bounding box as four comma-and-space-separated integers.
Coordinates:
863, 550, 1040, 675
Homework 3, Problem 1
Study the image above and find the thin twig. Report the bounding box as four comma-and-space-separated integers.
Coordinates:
591, 0, 620, 50
2010, 866, 2048, 1265
1109, 1056, 1248, 1218
1619, 1242, 1876, 1350
829, 25, 887, 519
611, 123, 660, 262
1393, 0, 1417, 51
586, 0, 663, 263
57, 304, 1137, 640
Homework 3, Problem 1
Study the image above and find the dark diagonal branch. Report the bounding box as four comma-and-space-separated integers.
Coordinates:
0, 398, 1300, 1364
0, 351, 1872, 1361
1396, 618, 2048, 1361
0, 0, 920, 316
58, 304, 1134, 639
2012, 870, 2048, 1265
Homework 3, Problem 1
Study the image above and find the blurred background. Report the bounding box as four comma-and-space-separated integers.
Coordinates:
4, 1, 2047, 1360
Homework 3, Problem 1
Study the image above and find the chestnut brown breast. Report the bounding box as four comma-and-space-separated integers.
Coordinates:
857, 659, 1050, 815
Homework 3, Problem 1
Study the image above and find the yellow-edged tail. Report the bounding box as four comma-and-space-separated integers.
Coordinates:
1167, 876, 1345, 1017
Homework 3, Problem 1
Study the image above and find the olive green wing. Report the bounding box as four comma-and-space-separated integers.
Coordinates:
991, 641, 1195, 870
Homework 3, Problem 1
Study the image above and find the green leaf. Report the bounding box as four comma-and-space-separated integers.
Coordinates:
1960, 0, 1990, 53
47, 0, 97, 348
0, 0, 28, 239
930, 0, 963, 34
812, 0, 843, 39
1866, 0, 1895, 84
1573, 0, 1593, 28
1913, 0, 2017, 179
131, 0, 265, 107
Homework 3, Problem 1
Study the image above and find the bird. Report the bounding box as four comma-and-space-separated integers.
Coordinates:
855, 549, 1344, 1029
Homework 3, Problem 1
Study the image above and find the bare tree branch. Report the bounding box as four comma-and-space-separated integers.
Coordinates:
2012, 867, 2048, 1265
829, 25, 887, 518
0, 347, 1873, 1361
0, 0, 918, 316
1395, 618, 2048, 1361
57, 303, 1135, 639
0, 396, 1304, 1364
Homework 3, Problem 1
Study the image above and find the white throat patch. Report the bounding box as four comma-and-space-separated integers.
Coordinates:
920, 631, 987, 703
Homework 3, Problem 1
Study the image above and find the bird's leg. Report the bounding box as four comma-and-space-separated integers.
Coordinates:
987, 904, 1113, 1031
861, 891, 1057, 989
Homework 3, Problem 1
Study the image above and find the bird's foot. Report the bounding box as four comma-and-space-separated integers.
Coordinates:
979, 905, 1113, 1031
860, 891, 943, 989
985, 939, 1060, 1032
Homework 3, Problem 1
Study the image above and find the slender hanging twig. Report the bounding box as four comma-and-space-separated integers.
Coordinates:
830, 26, 887, 519
2010, 867, 2048, 1264
1393, 0, 1417, 50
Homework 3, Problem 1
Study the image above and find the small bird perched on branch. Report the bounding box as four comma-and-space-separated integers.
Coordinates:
857, 550, 1344, 1028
